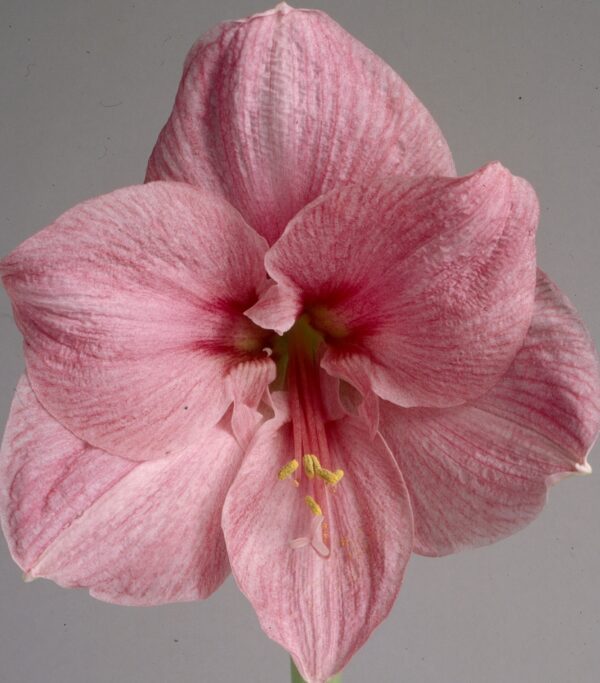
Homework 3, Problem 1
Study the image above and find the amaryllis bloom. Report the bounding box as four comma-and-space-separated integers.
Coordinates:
1, 5, 599, 683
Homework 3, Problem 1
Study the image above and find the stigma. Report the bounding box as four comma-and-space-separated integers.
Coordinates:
289, 515, 330, 558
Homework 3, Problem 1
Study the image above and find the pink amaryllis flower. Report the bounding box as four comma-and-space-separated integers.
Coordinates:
1, 5, 599, 683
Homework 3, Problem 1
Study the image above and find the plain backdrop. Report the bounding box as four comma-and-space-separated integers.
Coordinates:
1, 1, 599, 682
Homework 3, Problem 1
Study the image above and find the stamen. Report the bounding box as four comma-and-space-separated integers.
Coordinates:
304, 495, 322, 516
303, 453, 321, 478
316, 467, 344, 485
278, 459, 299, 480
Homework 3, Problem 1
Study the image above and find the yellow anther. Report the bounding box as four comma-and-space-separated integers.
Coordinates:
303, 454, 321, 479
304, 495, 322, 516
278, 459, 299, 481
316, 467, 344, 486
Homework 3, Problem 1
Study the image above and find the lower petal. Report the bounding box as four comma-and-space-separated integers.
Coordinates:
222, 405, 413, 683
380, 270, 600, 556
0, 376, 242, 604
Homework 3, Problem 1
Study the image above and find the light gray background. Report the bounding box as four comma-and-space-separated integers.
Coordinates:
1, 1, 598, 681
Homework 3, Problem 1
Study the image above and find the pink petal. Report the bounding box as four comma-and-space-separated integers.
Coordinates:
380, 270, 600, 556
146, 4, 455, 245
254, 163, 539, 409
0, 375, 241, 604
245, 281, 301, 336
222, 404, 413, 683
1, 182, 273, 460
227, 357, 276, 448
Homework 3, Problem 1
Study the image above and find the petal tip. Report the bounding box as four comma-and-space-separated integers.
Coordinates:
240, 2, 294, 21
575, 460, 592, 476
476, 160, 509, 181
546, 460, 593, 487
455, 161, 513, 200
244, 282, 300, 335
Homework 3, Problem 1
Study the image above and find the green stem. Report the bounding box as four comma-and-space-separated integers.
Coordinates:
290, 658, 342, 683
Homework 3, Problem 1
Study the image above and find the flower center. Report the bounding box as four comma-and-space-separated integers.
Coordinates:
272, 316, 345, 558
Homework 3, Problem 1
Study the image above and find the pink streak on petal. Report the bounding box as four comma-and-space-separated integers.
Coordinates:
381, 270, 600, 556
317, 366, 346, 422
1, 182, 269, 460
0, 376, 134, 571
146, 6, 455, 245
0, 376, 241, 604
262, 163, 539, 408
222, 411, 413, 683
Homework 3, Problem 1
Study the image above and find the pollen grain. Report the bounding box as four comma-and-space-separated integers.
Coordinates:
304, 495, 323, 516
303, 453, 321, 478
278, 459, 299, 481
316, 467, 344, 485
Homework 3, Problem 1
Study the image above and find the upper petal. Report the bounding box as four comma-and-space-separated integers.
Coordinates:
222, 405, 413, 683
380, 270, 600, 556
251, 163, 538, 409
1, 376, 241, 604
1, 182, 272, 460
146, 4, 455, 244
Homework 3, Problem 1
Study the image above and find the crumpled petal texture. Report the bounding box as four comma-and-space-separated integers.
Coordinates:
222, 404, 413, 683
0, 376, 241, 604
381, 270, 600, 555
1, 182, 272, 460
146, 3, 455, 244
250, 163, 539, 410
